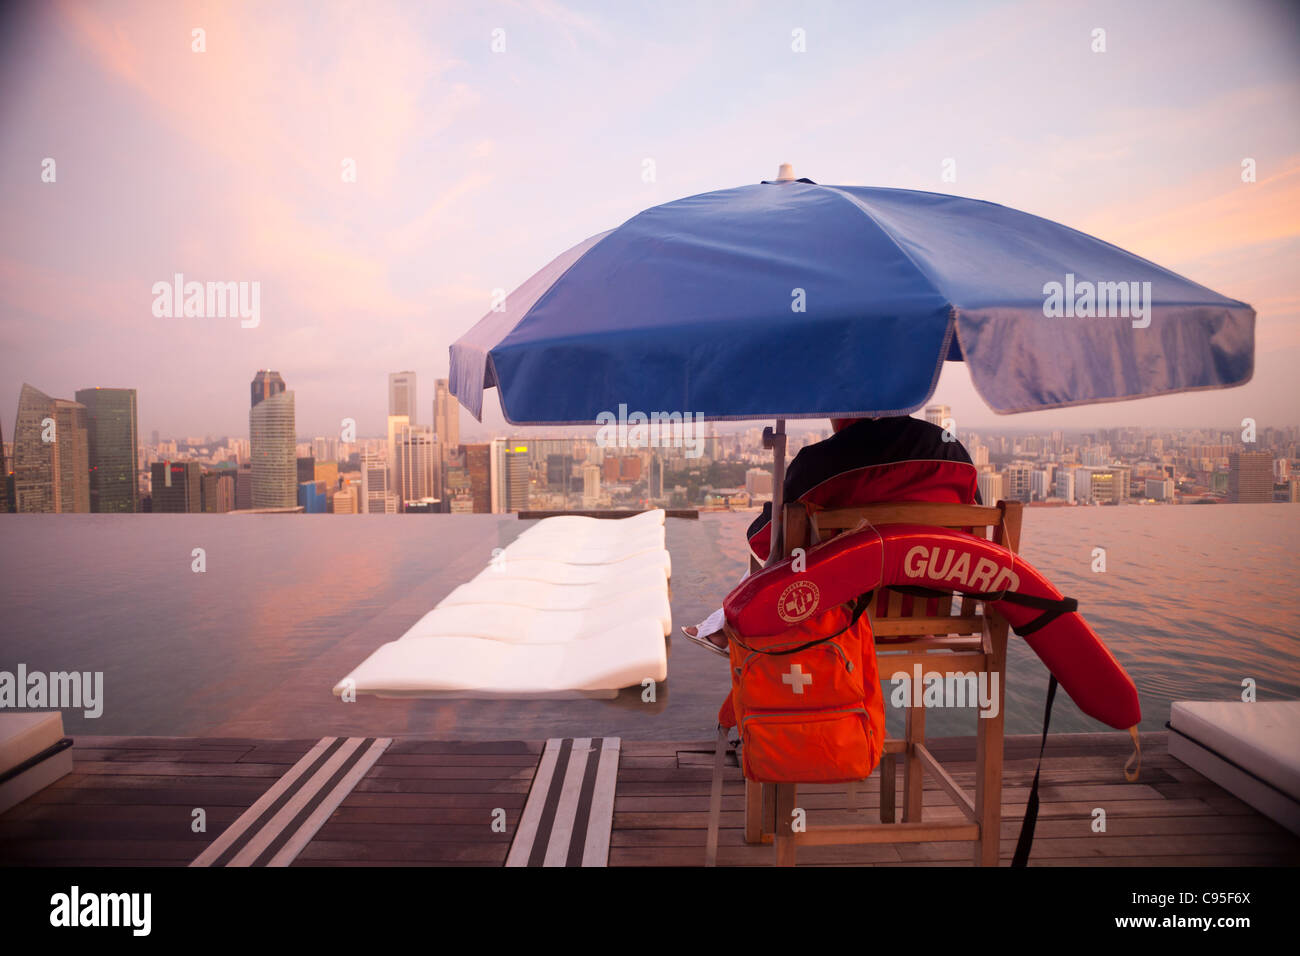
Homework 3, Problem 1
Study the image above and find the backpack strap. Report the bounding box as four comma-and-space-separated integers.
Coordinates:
1011, 675, 1057, 867
887, 584, 1078, 637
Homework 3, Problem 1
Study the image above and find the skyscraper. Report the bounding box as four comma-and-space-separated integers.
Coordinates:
506, 444, 529, 512
201, 470, 235, 513
249, 373, 296, 508
1229, 452, 1274, 503
464, 443, 492, 513
924, 405, 952, 428
235, 462, 253, 509
12, 384, 90, 513
1005, 461, 1033, 502
976, 470, 1003, 505
151, 461, 202, 512
394, 423, 438, 507
582, 462, 601, 507
250, 370, 286, 408
433, 379, 459, 464
361, 452, 396, 513
389, 372, 417, 423
0, 415, 9, 513
75, 387, 139, 513
386, 414, 408, 496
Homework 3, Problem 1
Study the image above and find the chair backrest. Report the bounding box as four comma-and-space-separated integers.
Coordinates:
780, 499, 1024, 643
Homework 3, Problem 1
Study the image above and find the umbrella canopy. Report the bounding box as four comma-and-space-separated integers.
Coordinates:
451, 176, 1254, 425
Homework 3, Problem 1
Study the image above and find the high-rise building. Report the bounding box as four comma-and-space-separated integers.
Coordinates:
1229, 452, 1274, 503
1145, 477, 1174, 501
389, 371, 417, 423
332, 486, 357, 514
1089, 466, 1130, 504
235, 462, 253, 509
464, 443, 492, 513
546, 454, 574, 488
296, 456, 316, 485
361, 452, 396, 514
582, 463, 601, 507
298, 480, 328, 513
75, 387, 139, 513
311, 436, 338, 463
12, 385, 90, 513
746, 467, 774, 498
494, 440, 529, 512
1054, 469, 1075, 502
395, 423, 438, 507
151, 461, 202, 512
1030, 469, 1052, 502
1005, 461, 1033, 502
249, 378, 296, 508
924, 405, 952, 429
250, 370, 286, 408
0, 416, 9, 513
433, 379, 459, 466
314, 460, 339, 491
201, 470, 234, 513
52, 398, 90, 513
976, 470, 1003, 505
12, 384, 57, 513
648, 454, 664, 499
1073, 467, 1093, 503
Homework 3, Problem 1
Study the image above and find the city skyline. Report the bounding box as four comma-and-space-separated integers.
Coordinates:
1, 1, 1296, 439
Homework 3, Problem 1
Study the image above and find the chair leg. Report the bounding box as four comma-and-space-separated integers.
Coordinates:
974, 646, 1007, 866
903, 704, 926, 822
880, 753, 896, 823
744, 779, 764, 844
774, 783, 798, 866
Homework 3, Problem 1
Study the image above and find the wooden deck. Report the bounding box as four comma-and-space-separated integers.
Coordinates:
2, 731, 1297, 867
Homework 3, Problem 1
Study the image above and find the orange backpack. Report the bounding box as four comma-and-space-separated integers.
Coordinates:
719, 597, 885, 783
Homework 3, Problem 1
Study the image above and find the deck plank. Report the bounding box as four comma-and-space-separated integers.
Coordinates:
2, 731, 1297, 867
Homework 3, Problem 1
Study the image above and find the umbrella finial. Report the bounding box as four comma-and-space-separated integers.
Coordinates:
775, 162, 796, 182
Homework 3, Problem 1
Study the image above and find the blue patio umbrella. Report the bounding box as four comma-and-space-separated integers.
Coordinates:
450, 165, 1254, 551
451, 167, 1254, 426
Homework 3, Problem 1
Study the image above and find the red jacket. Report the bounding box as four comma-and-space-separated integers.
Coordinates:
746, 416, 980, 562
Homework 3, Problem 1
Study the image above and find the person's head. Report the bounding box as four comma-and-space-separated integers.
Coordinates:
830, 416, 870, 433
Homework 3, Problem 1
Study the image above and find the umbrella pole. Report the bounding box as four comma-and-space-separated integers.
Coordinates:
765, 419, 787, 566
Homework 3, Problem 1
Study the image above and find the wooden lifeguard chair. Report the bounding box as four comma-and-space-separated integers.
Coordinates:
742, 498, 1023, 866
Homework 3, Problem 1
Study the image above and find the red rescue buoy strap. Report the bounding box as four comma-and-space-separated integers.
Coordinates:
726, 591, 874, 657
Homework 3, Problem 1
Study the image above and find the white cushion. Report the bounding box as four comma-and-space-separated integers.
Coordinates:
333, 619, 668, 700
414, 586, 672, 638
476, 549, 671, 584
0, 712, 66, 772
503, 535, 666, 565
516, 510, 665, 537
1170, 700, 1300, 798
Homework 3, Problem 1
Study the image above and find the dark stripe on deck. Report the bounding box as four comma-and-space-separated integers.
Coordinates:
207, 737, 347, 867
506, 737, 621, 866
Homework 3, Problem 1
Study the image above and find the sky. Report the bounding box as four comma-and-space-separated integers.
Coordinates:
1, 0, 1297, 442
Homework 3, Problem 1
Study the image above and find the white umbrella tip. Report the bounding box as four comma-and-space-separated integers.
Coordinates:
775, 163, 796, 181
